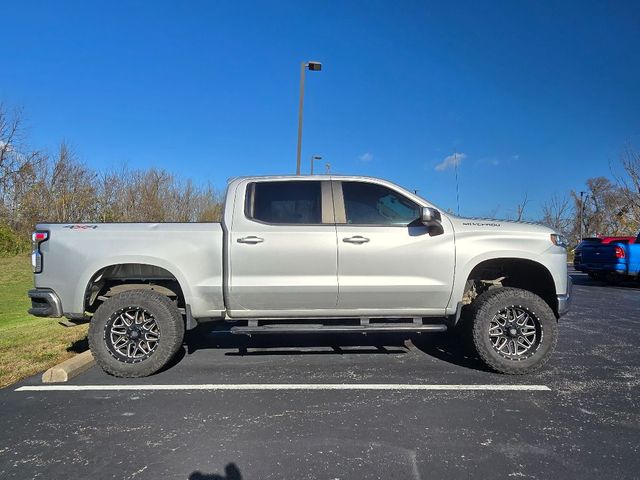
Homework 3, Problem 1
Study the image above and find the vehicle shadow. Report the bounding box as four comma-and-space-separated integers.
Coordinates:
67, 337, 89, 353
176, 323, 493, 373
570, 272, 640, 290
189, 463, 242, 480
158, 327, 412, 374
410, 330, 494, 373
184, 325, 410, 357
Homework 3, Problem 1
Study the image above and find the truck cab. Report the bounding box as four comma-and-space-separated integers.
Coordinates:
224, 176, 455, 317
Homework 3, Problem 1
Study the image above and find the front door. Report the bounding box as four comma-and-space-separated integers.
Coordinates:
334, 180, 455, 315
227, 179, 338, 315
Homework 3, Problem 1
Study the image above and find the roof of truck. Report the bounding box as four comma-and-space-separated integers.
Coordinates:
226, 174, 384, 183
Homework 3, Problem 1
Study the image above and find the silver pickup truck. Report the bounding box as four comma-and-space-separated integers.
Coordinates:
28, 175, 571, 377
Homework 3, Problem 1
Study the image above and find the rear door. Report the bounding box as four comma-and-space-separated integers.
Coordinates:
333, 180, 455, 315
227, 179, 338, 315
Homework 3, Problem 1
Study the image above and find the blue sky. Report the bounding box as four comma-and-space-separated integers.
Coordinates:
2, 0, 639, 218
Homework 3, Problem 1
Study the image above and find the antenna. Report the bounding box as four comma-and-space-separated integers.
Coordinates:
454, 152, 460, 215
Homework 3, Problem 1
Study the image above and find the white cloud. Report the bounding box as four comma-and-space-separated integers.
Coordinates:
358, 152, 373, 162
435, 152, 466, 171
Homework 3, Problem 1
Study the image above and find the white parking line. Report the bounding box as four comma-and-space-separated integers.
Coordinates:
15, 384, 551, 392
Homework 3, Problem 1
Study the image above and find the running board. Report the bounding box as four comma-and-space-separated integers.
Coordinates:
230, 323, 448, 335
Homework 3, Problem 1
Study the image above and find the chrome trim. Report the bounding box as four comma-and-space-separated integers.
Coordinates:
28, 288, 63, 318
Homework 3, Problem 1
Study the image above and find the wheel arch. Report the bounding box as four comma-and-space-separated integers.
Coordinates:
81, 258, 191, 315
459, 257, 558, 317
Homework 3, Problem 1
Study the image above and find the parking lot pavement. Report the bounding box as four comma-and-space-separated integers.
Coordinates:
1, 271, 639, 479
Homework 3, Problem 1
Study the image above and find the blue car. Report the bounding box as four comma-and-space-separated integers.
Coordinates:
580, 232, 640, 284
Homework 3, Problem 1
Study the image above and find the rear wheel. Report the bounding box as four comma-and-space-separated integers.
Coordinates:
88, 290, 185, 377
470, 287, 558, 374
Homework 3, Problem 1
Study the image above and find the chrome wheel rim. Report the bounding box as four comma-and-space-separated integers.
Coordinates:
105, 307, 160, 363
488, 306, 541, 360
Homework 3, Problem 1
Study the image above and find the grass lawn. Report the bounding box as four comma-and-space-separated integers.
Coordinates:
0, 255, 88, 388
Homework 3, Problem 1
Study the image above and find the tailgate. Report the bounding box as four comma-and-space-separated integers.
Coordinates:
581, 244, 620, 264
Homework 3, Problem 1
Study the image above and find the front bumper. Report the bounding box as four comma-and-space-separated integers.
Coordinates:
556, 276, 573, 317
28, 289, 63, 318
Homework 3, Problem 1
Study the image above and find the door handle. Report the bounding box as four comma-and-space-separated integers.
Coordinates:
237, 236, 264, 244
343, 236, 370, 244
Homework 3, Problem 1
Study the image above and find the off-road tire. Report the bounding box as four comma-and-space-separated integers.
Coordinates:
89, 290, 185, 377
470, 287, 558, 375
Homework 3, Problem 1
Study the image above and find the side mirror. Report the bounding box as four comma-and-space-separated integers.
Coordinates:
421, 207, 442, 226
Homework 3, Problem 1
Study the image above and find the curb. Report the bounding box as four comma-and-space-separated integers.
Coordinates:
42, 350, 95, 383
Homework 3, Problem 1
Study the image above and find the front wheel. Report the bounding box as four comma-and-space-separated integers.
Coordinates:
470, 287, 558, 375
88, 289, 185, 377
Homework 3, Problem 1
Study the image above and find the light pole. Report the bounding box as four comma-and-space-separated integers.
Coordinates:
310, 155, 322, 174
579, 191, 587, 240
296, 61, 322, 175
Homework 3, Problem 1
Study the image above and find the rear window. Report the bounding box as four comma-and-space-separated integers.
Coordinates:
246, 181, 321, 224
576, 239, 600, 250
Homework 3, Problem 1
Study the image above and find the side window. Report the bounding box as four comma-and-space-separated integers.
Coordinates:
247, 181, 322, 224
341, 182, 420, 226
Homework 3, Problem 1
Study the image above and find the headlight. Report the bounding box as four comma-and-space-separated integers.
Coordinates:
550, 233, 568, 249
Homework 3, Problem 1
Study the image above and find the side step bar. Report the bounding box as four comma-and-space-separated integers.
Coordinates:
230, 323, 448, 335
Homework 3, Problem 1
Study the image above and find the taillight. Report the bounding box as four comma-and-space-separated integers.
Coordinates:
615, 246, 626, 259
31, 230, 49, 273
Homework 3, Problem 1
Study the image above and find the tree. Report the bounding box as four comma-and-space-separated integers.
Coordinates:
515, 192, 529, 222
541, 194, 572, 236
0, 104, 45, 228
0, 102, 227, 256
613, 146, 640, 231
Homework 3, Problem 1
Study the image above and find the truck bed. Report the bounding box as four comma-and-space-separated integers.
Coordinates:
34, 223, 225, 318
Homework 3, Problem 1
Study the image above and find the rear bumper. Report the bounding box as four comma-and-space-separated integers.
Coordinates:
582, 263, 626, 274
557, 276, 572, 318
28, 288, 63, 318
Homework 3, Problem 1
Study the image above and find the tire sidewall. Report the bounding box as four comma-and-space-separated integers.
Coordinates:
472, 288, 558, 374
88, 290, 184, 377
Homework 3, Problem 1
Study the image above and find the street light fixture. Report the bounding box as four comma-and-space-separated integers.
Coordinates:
296, 61, 322, 175
310, 155, 322, 174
